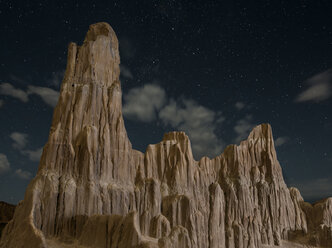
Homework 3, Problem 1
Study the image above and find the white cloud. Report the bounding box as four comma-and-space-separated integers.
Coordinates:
27, 85, 59, 107
23, 147, 43, 162
274, 136, 289, 147
234, 115, 255, 143
48, 71, 64, 87
10, 132, 28, 149
0, 83, 29, 102
10, 132, 42, 162
15, 169, 32, 180
123, 84, 166, 122
159, 99, 224, 159
235, 101, 245, 110
120, 65, 133, 79
158, 99, 182, 126
295, 69, 332, 103
0, 82, 60, 107
292, 177, 332, 200
296, 83, 331, 102
0, 99, 3, 107
123, 84, 224, 159
0, 154, 10, 174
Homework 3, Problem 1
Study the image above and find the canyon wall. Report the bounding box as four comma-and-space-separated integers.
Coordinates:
1, 22, 331, 248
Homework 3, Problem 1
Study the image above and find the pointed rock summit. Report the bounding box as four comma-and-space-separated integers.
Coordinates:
1, 22, 331, 248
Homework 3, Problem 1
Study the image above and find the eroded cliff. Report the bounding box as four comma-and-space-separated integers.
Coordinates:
0, 22, 331, 248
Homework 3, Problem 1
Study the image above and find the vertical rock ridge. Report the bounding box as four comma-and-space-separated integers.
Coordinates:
1, 23, 331, 248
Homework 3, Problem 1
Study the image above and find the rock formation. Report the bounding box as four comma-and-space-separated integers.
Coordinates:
1, 22, 331, 248
0, 201, 15, 238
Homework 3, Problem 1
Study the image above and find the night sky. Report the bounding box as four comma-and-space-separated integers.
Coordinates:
0, 1, 331, 204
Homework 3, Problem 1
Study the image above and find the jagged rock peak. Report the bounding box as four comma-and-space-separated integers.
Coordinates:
163, 131, 189, 142
241, 123, 277, 160
62, 22, 120, 88
1, 22, 331, 248
247, 123, 273, 140
84, 22, 116, 42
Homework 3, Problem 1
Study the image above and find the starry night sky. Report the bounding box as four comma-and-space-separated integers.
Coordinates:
0, 0, 331, 204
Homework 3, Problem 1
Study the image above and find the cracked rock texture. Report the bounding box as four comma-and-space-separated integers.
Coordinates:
1, 22, 331, 248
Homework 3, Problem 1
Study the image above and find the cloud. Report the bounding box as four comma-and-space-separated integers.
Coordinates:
235, 101, 245, 110
48, 71, 64, 87
10, 132, 28, 149
0, 82, 60, 107
292, 177, 332, 200
274, 136, 289, 147
0, 154, 10, 174
9, 75, 26, 84
159, 99, 223, 159
296, 83, 331, 102
23, 147, 43, 162
9, 132, 42, 162
234, 115, 255, 143
27, 85, 59, 107
123, 84, 166, 122
0, 99, 3, 107
295, 69, 332, 103
123, 83, 224, 159
120, 65, 133, 79
0, 83, 29, 102
15, 169, 32, 180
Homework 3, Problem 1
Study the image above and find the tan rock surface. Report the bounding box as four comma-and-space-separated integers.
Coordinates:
1, 22, 331, 248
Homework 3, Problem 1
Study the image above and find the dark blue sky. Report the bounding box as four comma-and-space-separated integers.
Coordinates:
0, 0, 331, 204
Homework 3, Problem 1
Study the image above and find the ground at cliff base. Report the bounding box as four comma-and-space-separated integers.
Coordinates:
46, 239, 84, 248
262, 241, 316, 248
46, 239, 310, 248
46, 239, 318, 248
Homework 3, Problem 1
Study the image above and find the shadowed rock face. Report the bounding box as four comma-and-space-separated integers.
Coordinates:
0, 202, 15, 238
0, 22, 331, 248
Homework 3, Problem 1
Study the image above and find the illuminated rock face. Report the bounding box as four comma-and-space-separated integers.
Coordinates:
0, 22, 331, 248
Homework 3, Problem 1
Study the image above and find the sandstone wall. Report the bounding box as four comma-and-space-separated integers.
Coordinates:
1, 22, 331, 248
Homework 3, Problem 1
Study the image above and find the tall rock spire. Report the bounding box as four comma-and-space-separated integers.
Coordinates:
1, 22, 139, 248
64, 22, 120, 87
40, 22, 135, 182
1, 23, 331, 248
